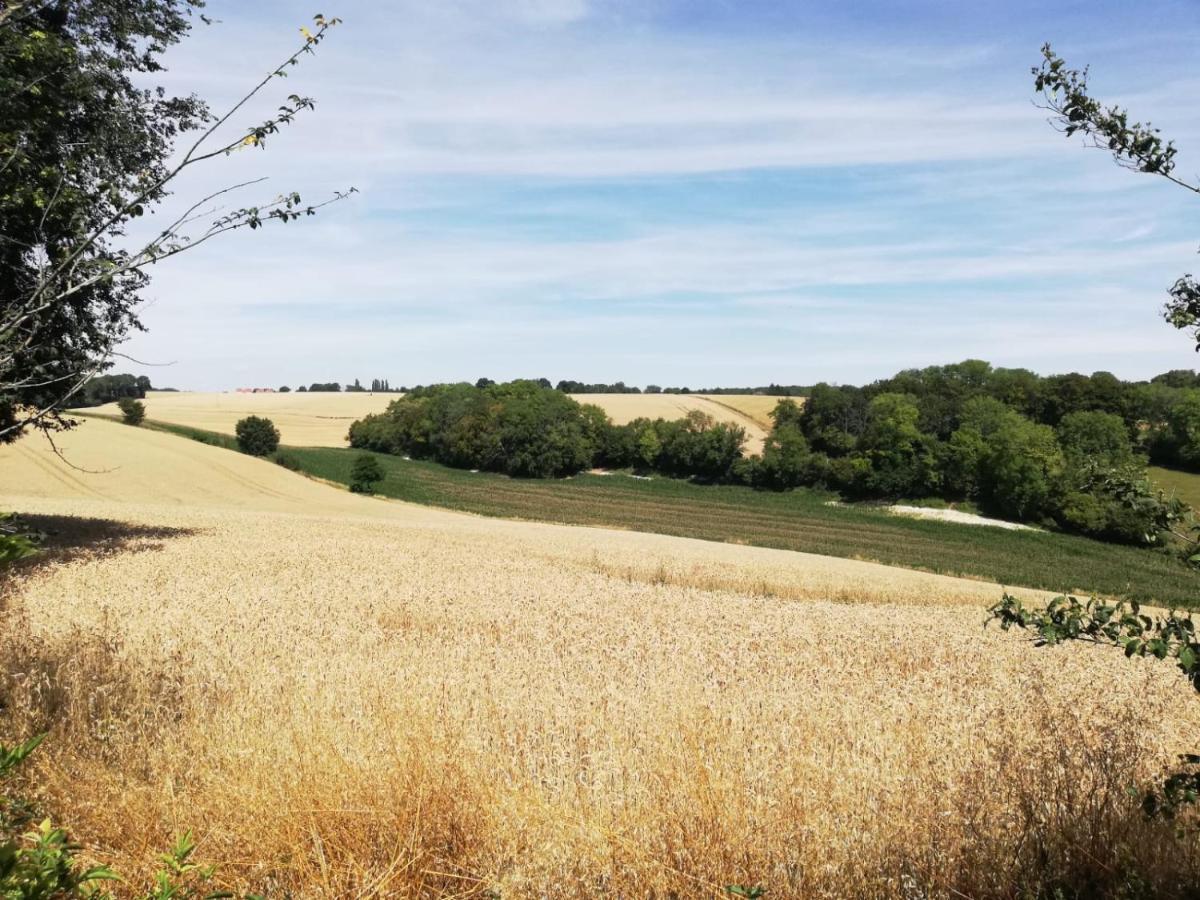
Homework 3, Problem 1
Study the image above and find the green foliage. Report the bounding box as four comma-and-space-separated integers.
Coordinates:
234, 416, 279, 457
1057, 410, 1136, 468
75, 374, 152, 409
989, 593, 1200, 820
757, 364, 1187, 545
856, 393, 939, 498
117, 397, 145, 426
2, 735, 264, 899
1, 5, 348, 443
758, 424, 813, 489
1149, 389, 1200, 470
350, 380, 607, 478
349, 454, 383, 493
0, 2, 207, 442
272, 451, 301, 471
0, 514, 38, 568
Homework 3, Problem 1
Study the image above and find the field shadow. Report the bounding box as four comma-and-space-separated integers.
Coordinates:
4, 514, 200, 577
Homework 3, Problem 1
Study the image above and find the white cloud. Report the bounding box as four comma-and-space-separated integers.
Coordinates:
109, 1, 1200, 388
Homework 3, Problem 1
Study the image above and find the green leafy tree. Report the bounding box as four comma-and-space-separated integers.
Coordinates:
0, 3, 351, 444
116, 396, 144, 426
982, 44, 1200, 822
1056, 410, 1135, 468
758, 423, 812, 489
234, 415, 279, 457
349, 454, 383, 493
857, 393, 939, 498
978, 414, 1065, 521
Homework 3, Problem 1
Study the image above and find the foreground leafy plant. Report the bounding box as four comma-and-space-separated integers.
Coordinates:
0, 514, 37, 568
989, 593, 1200, 819
1, 734, 261, 899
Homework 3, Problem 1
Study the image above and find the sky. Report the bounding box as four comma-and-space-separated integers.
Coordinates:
121, 0, 1200, 390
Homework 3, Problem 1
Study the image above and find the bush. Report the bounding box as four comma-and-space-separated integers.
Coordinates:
116, 397, 144, 426
235, 416, 280, 456
0, 513, 38, 568
349, 454, 384, 493
1, 735, 258, 898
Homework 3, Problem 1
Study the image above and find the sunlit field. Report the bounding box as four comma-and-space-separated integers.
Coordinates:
2, 420, 1198, 898
84, 391, 773, 454
86, 390, 395, 447
697, 393, 793, 430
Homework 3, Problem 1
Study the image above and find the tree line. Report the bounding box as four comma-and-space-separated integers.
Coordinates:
73, 373, 155, 407
748, 359, 1200, 546
346, 365, 1200, 551
347, 380, 749, 480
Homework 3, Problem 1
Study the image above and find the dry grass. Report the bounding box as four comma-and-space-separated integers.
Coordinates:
2, 419, 1199, 898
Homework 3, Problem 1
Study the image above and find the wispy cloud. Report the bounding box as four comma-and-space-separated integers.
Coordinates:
120, 0, 1200, 388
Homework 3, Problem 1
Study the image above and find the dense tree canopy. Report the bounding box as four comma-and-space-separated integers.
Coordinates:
0, 0, 208, 441
0, 2, 347, 443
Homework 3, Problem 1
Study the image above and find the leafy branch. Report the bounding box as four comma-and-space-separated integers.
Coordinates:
1, 11, 355, 442
989, 593, 1200, 818
1033, 43, 1200, 350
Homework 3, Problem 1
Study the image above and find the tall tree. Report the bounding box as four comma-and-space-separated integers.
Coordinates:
0, 1, 352, 443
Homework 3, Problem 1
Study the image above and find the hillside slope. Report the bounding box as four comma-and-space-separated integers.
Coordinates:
85, 391, 773, 453
1, 417, 1014, 607
2, 420, 1195, 898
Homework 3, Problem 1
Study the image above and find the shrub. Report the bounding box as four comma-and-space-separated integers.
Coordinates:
1, 735, 258, 898
0, 514, 38, 567
116, 397, 145, 426
349, 454, 384, 493
235, 416, 280, 456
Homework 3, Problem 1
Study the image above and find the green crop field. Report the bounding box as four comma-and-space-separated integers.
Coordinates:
289, 445, 1200, 606
1150, 465, 1200, 511
92, 414, 1200, 606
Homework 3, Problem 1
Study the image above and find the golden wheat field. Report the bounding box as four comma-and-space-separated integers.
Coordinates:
85, 391, 774, 454
86, 390, 395, 447
570, 394, 770, 454
696, 394, 794, 430
3, 419, 1200, 898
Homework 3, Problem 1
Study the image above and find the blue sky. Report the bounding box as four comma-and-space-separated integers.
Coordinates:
123, 0, 1200, 389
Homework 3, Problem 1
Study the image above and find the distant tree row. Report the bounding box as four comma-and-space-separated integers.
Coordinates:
551, 380, 805, 395
555, 380, 643, 394
347, 380, 747, 481
74, 373, 153, 407
281, 378, 403, 393
739, 360, 1200, 546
